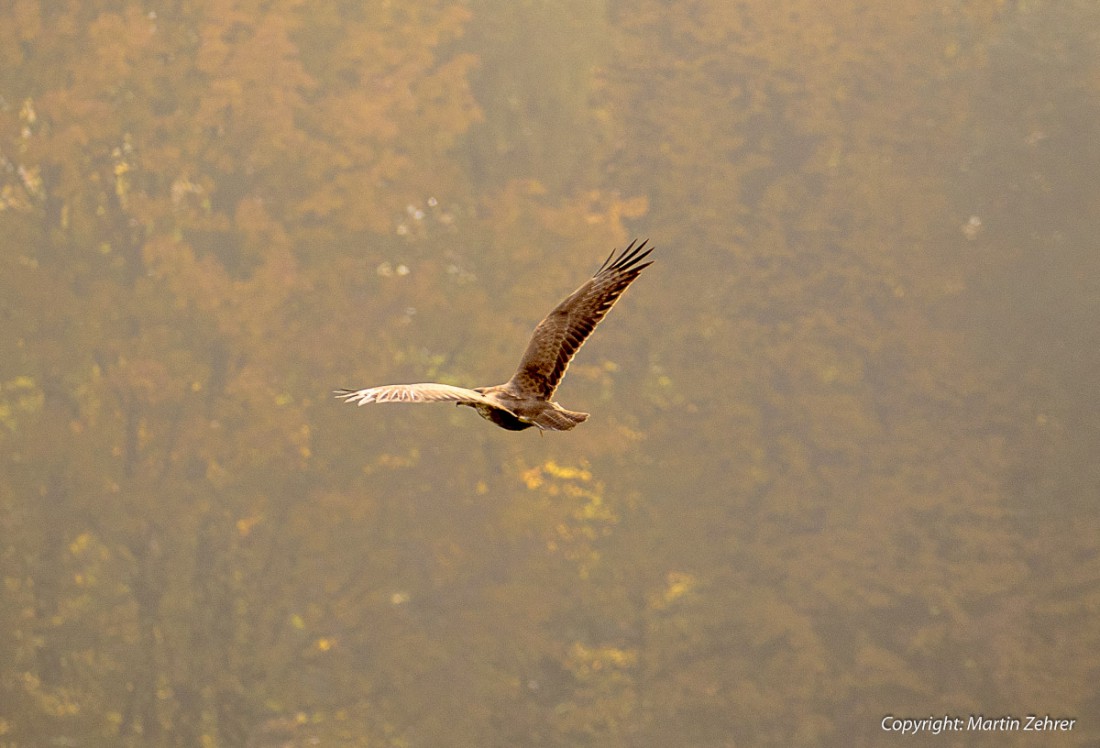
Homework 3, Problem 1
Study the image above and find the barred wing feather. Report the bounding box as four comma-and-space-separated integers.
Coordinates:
507, 239, 654, 400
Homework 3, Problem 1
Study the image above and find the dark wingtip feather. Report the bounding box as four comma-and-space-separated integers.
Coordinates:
598, 239, 654, 277
597, 246, 618, 273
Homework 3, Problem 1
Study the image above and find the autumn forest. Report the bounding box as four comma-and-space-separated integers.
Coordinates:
1, 0, 1098, 746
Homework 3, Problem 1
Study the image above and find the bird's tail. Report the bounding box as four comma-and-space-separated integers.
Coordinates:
533, 406, 589, 432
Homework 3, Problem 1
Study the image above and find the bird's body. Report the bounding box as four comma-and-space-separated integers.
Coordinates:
336, 240, 654, 431
466, 386, 588, 432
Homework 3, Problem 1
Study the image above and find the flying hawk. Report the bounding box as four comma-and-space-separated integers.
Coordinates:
336, 240, 654, 431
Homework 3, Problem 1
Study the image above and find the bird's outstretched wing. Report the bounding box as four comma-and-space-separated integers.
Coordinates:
335, 383, 506, 410
507, 239, 654, 400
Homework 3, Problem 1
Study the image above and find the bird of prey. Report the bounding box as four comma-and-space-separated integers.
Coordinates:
335, 240, 654, 431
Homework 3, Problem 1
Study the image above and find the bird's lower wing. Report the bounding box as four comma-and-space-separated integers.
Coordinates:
334, 383, 499, 408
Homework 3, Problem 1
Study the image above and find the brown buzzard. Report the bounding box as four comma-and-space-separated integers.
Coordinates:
335, 240, 654, 431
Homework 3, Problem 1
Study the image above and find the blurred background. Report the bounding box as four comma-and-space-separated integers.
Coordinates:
1, 1, 1098, 745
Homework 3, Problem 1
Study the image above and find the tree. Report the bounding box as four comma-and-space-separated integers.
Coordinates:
0, 0, 480, 742
592, 1, 1081, 744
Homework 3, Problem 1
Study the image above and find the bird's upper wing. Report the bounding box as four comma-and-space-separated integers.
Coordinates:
335, 383, 506, 410
507, 240, 654, 400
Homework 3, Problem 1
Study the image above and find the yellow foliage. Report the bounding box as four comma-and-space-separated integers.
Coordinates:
68, 533, 92, 555
543, 460, 592, 482
236, 515, 263, 538
566, 642, 638, 679
0, 376, 43, 431
661, 571, 696, 606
